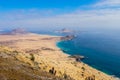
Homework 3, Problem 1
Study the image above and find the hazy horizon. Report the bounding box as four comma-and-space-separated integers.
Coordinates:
0, 0, 120, 32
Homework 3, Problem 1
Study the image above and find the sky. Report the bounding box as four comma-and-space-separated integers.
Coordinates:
0, 0, 98, 10
0, 0, 120, 31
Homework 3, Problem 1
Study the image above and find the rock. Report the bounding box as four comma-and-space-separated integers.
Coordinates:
61, 35, 75, 41
69, 55, 85, 62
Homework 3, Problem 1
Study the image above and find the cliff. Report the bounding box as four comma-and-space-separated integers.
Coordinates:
0, 33, 116, 80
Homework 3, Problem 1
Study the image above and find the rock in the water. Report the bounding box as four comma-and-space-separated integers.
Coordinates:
69, 55, 85, 61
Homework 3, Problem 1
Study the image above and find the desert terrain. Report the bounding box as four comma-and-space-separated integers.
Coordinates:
0, 33, 115, 80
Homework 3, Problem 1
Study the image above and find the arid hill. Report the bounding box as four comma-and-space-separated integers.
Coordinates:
0, 33, 116, 80
0, 46, 73, 80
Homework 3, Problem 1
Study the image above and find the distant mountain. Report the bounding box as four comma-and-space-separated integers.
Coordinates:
55, 28, 74, 33
3, 28, 29, 35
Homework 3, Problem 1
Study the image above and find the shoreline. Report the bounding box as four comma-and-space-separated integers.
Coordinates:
56, 37, 120, 79
56, 41, 111, 74
56, 38, 120, 80
55, 35, 120, 80
0, 33, 116, 80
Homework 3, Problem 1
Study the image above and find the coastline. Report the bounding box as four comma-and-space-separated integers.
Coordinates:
56, 36, 120, 80
0, 33, 116, 80
56, 41, 117, 78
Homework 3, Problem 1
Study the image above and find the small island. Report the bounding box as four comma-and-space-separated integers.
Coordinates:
55, 28, 74, 33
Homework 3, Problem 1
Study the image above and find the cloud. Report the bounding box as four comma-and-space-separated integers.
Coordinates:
93, 0, 120, 8
0, 0, 120, 31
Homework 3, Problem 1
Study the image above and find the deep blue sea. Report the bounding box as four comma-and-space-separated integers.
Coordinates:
56, 31, 120, 78
30, 29, 120, 78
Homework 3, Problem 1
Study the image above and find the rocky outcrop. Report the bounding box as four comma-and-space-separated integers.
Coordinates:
69, 55, 85, 61
61, 35, 75, 41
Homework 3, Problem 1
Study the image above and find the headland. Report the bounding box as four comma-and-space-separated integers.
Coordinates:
0, 30, 116, 80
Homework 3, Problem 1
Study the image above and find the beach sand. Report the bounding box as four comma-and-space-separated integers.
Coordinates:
0, 33, 115, 80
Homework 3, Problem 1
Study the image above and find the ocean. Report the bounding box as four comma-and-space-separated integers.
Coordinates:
31, 29, 120, 78
56, 30, 120, 78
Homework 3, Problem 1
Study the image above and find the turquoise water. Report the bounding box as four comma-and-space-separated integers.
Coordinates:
57, 31, 120, 78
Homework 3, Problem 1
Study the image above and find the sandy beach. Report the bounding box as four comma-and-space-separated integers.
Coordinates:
0, 33, 116, 80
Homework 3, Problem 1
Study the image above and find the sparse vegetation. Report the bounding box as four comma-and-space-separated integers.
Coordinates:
30, 54, 35, 61
0, 47, 74, 80
0, 33, 115, 80
81, 66, 85, 71
85, 75, 95, 80
49, 67, 56, 75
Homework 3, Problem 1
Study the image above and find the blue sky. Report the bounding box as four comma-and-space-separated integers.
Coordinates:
0, 0, 98, 10
0, 0, 120, 31
0, 0, 99, 15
